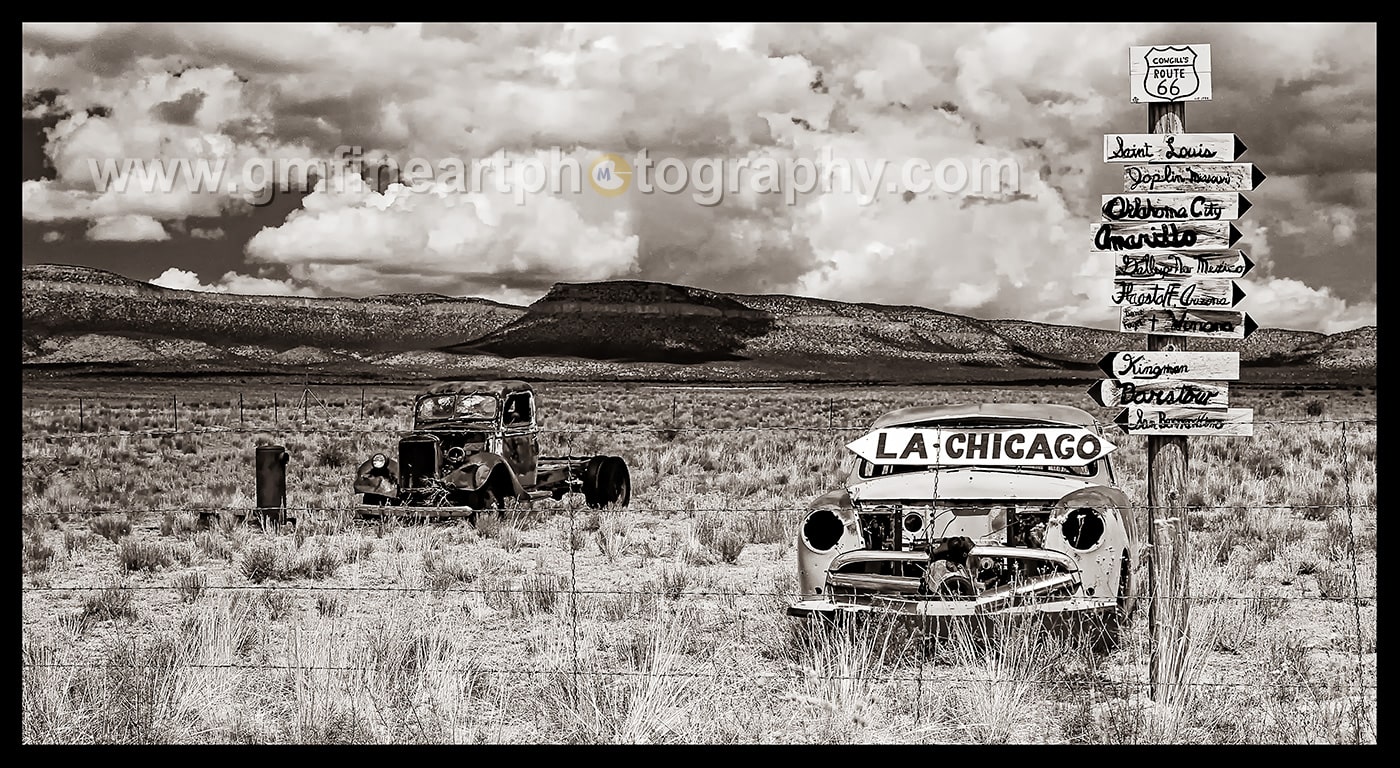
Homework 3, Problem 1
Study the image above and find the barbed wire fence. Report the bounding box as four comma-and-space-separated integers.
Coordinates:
19, 386, 1378, 743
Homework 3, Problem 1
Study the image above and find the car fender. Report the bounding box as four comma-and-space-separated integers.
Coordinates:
807, 488, 853, 510
1046, 486, 1137, 610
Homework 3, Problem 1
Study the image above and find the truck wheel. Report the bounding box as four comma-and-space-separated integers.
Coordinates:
581, 456, 607, 507
362, 493, 396, 506
585, 456, 630, 509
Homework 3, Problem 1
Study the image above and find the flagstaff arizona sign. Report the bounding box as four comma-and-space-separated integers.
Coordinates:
1130, 44, 1212, 103
1101, 193, 1251, 223
1111, 277, 1245, 309
1123, 163, 1266, 193
1114, 251, 1254, 280
847, 427, 1115, 467
1104, 133, 1245, 163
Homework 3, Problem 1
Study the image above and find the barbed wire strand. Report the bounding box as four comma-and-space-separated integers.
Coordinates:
19, 500, 1377, 517
16, 660, 1377, 693
17, 583, 1376, 602
17, 415, 1380, 443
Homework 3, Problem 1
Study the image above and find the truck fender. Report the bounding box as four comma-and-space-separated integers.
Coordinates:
442, 452, 528, 501
353, 457, 400, 497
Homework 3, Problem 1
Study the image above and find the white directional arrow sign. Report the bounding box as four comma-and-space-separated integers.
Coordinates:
846, 427, 1116, 467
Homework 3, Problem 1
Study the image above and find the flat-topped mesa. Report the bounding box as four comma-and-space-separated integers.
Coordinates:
530, 280, 774, 320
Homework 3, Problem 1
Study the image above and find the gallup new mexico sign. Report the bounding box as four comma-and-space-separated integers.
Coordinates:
847, 427, 1116, 467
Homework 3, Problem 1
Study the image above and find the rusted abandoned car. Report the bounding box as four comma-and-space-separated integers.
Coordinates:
789, 403, 1140, 644
354, 380, 631, 518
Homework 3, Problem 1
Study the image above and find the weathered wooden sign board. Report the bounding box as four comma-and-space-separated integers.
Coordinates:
1114, 251, 1254, 280
1130, 44, 1212, 103
1120, 307, 1258, 339
1123, 163, 1266, 193
1115, 407, 1254, 436
1104, 133, 1244, 163
1111, 277, 1245, 309
1097, 350, 1240, 382
1091, 221, 1241, 252
1101, 193, 1251, 222
846, 427, 1116, 467
1088, 379, 1229, 408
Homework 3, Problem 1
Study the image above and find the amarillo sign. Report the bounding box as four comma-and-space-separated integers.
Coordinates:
847, 427, 1116, 467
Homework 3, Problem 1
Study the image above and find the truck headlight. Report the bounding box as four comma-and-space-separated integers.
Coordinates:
371, 453, 387, 469
474, 463, 493, 488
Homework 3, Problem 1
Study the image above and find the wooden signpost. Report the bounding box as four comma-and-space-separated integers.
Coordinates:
1114, 251, 1254, 280
1091, 221, 1241, 252
1101, 193, 1251, 222
1091, 349, 1237, 412
1115, 407, 1255, 436
1088, 378, 1229, 409
1092, 42, 1262, 703
1123, 163, 1267, 193
1104, 133, 1246, 163
1097, 350, 1240, 382
1111, 277, 1246, 309
1120, 307, 1258, 339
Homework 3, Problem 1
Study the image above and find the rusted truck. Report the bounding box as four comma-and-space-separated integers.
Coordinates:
353, 380, 631, 519
788, 403, 1141, 647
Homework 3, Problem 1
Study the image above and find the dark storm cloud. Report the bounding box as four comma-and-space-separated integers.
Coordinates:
149, 89, 206, 125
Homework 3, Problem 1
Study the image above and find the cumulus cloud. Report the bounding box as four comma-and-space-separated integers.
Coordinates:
86, 214, 168, 241
42, 230, 64, 242
21, 21, 1377, 333
245, 171, 639, 297
190, 226, 224, 239
150, 267, 316, 296
1240, 276, 1376, 335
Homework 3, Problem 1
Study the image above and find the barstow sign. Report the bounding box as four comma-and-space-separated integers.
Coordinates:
846, 427, 1116, 467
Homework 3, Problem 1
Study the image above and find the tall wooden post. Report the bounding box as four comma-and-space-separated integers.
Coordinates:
1146, 100, 1192, 703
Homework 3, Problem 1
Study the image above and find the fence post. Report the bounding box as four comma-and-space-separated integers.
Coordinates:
274, 392, 278, 424
255, 443, 291, 527
360, 388, 365, 420
78, 398, 83, 432
239, 392, 244, 426
172, 395, 178, 430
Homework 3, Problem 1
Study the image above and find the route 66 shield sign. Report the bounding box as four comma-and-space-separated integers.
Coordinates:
1130, 44, 1213, 103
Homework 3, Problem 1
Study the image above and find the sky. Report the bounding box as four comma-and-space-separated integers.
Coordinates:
20, 22, 1377, 334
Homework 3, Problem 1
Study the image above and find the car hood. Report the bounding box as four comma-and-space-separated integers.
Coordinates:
849, 467, 1105, 503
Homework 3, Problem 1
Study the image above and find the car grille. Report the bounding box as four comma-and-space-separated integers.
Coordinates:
860, 501, 1058, 547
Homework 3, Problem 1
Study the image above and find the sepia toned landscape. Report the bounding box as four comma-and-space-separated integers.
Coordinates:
21, 379, 1377, 743
22, 20, 1377, 746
